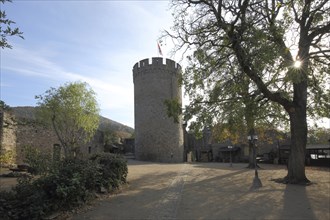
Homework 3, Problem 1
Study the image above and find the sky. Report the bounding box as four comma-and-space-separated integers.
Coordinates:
1, 1, 329, 130
0, 0, 181, 128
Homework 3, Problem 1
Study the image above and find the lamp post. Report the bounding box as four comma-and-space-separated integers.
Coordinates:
248, 134, 262, 189
228, 145, 233, 167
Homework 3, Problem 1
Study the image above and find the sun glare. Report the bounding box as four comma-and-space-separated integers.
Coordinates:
294, 60, 302, 68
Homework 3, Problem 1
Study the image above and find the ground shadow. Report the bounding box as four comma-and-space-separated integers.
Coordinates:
175, 167, 279, 220
280, 184, 317, 220
71, 169, 184, 220
71, 162, 329, 220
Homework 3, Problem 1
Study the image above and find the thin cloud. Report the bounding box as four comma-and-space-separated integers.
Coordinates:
1, 1, 177, 127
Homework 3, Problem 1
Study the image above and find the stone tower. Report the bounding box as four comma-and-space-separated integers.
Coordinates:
133, 57, 183, 163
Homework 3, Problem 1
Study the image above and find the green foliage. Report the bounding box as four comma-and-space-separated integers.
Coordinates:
90, 153, 128, 191
0, 160, 98, 219
308, 128, 330, 144
178, 42, 288, 141
167, 0, 329, 140
0, 176, 49, 220
164, 98, 182, 123
212, 123, 245, 144
167, 1, 330, 183
0, 0, 24, 49
103, 128, 119, 145
168, 0, 330, 118
0, 191, 16, 219
0, 154, 128, 219
22, 146, 52, 175
0, 150, 15, 165
0, 100, 11, 110
36, 159, 101, 210
35, 81, 100, 158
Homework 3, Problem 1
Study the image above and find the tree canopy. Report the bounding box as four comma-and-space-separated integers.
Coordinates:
36, 82, 100, 158
0, 0, 24, 49
166, 0, 330, 184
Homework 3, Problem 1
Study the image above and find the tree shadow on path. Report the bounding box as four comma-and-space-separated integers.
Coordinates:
280, 184, 322, 220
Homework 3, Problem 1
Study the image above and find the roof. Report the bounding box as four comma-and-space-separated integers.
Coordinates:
279, 144, 330, 150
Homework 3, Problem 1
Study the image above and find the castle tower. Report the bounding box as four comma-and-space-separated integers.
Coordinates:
133, 57, 183, 163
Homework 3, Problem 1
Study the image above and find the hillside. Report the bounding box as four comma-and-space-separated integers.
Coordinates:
8, 106, 134, 136
99, 115, 134, 135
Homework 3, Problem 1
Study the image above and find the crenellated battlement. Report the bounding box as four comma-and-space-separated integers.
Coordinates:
133, 57, 181, 71
133, 57, 181, 83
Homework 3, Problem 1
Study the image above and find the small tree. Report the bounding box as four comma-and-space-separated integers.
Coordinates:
103, 128, 119, 146
36, 82, 100, 158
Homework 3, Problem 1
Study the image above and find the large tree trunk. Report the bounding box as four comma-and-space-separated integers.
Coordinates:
247, 141, 256, 168
285, 107, 310, 184
284, 28, 311, 184
284, 64, 310, 184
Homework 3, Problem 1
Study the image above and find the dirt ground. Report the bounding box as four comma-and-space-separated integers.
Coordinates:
70, 160, 330, 220
0, 168, 18, 191
1, 162, 329, 220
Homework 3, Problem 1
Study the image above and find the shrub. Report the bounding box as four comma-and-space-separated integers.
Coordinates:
22, 145, 52, 175
37, 158, 103, 210
90, 153, 128, 191
0, 176, 49, 220
0, 159, 101, 219
0, 149, 15, 166
0, 153, 128, 219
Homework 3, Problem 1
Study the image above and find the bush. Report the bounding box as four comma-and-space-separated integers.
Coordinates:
0, 154, 128, 219
0, 176, 49, 220
39, 159, 104, 210
0, 149, 15, 166
0, 159, 101, 219
90, 153, 128, 191
22, 145, 52, 175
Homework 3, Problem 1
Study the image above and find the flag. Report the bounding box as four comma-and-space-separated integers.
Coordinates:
157, 42, 163, 56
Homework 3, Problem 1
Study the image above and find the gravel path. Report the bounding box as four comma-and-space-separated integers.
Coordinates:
148, 164, 189, 220
71, 160, 330, 220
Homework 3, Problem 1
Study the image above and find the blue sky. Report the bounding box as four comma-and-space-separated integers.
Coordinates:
1, 1, 329, 130
0, 0, 179, 128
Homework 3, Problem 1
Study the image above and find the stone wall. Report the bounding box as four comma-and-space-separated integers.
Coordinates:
133, 57, 184, 163
15, 121, 60, 164
0, 110, 17, 164
0, 110, 105, 165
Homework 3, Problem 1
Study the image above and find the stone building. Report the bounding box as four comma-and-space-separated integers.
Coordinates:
183, 127, 213, 162
0, 109, 61, 165
133, 57, 184, 163
0, 107, 128, 165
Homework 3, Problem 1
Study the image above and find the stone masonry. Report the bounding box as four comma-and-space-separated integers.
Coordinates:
0, 109, 105, 165
133, 57, 184, 163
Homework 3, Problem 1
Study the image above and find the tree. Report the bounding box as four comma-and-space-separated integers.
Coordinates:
36, 82, 100, 158
182, 48, 287, 168
0, 0, 24, 49
167, 0, 330, 184
103, 127, 119, 145
308, 127, 330, 144
0, 100, 10, 110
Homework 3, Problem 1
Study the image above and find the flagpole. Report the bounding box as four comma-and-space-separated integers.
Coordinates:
157, 42, 163, 57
